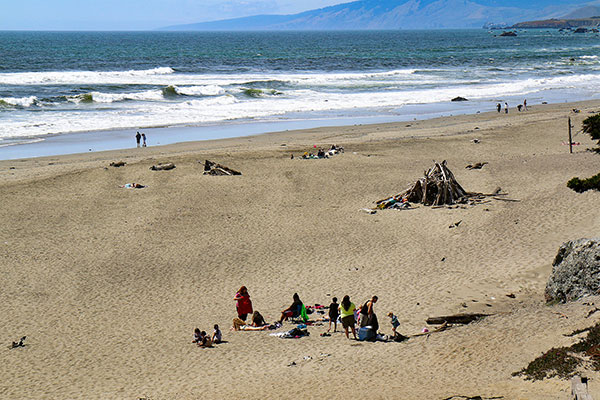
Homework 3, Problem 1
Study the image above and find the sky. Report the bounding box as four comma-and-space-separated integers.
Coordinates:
0, 0, 346, 30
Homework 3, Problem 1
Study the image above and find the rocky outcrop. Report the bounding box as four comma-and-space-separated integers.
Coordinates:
545, 238, 600, 303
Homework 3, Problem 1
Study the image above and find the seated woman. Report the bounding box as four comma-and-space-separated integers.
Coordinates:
250, 311, 267, 327
279, 293, 303, 323
232, 316, 270, 331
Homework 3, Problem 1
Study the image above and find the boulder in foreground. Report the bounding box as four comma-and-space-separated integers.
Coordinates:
545, 238, 600, 303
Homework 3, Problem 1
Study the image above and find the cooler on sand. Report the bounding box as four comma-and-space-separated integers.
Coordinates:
358, 326, 375, 341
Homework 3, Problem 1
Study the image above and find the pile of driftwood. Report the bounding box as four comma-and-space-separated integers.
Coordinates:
376, 161, 510, 208
203, 160, 241, 176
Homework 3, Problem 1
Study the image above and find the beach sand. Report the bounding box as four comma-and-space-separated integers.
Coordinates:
1, 101, 600, 399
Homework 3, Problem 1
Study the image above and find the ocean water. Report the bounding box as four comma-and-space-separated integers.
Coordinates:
2, 30, 600, 148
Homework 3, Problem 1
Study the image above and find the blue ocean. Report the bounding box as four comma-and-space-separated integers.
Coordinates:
1, 29, 600, 148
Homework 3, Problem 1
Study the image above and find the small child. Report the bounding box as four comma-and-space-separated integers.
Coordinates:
388, 312, 400, 336
200, 331, 212, 348
212, 324, 222, 344
327, 297, 339, 333
192, 328, 203, 344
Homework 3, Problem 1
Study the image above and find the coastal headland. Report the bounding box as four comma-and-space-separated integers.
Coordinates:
1, 101, 600, 399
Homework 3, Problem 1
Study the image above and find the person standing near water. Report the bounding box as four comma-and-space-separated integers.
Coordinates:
504, 103, 509, 114
135, 131, 141, 148
523, 99, 527, 111
496, 103, 501, 113
142, 133, 147, 147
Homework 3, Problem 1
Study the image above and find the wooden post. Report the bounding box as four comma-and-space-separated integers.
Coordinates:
572, 375, 594, 400
569, 117, 573, 154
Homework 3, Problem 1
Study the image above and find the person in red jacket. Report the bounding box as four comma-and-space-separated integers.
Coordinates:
234, 286, 253, 322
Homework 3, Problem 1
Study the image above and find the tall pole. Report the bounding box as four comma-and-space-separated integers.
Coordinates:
569, 117, 573, 154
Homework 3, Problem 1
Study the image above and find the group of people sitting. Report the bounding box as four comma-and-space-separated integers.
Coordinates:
299, 144, 344, 159
192, 325, 222, 348
193, 287, 404, 347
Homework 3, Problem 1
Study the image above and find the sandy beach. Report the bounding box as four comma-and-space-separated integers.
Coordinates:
1, 100, 600, 399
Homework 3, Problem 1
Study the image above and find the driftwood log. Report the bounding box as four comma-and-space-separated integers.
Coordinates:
150, 162, 176, 171
426, 313, 491, 325
572, 376, 594, 400
203, 160, 241, 176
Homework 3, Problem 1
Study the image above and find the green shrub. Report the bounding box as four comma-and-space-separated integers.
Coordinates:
515, 322, 600, 381
567, 173, 600, 193
583, 114, 600, 144
513, 347, 579, 381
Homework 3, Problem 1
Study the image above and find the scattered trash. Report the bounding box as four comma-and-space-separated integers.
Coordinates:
449, 220, 462, 228
202, 159, 241, 175
149, 162, 175, 171
506, 293, 516, 298
10, 336, 26, 349
465, 162, 487, 170
472, 139, 480, 144
360, 208, 377, 214
120, 183, 145, 189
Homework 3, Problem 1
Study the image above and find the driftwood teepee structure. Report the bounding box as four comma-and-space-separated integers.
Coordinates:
377, 161, 468, 208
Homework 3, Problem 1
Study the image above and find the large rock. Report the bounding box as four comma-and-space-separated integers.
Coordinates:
545, 238, 600, 303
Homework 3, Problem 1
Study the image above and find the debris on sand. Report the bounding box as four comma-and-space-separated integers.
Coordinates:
150, 162, 176, 171
202, 160, 241, 176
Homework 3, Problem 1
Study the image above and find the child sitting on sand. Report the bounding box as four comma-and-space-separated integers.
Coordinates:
388, 312, 400, 336
192, 328, 203, 344
212, 324, 222, 344
327, 297, 339, 333
199, 331, 212, 347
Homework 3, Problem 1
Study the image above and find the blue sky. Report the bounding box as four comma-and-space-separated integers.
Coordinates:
0, 0, 346, 30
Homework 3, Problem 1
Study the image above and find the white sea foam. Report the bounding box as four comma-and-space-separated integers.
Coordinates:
173, 85, 226, 96
3, 68, 600, 141
0, 96, 38, 107
0, 67, 174, 85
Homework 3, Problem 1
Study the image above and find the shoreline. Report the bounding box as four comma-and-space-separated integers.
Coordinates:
2, 98, 600, 399
1, 97, 598, 164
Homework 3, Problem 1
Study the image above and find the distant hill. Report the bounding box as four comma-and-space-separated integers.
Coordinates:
161, 0, 591, 31
512, 18, 600, 29
563, 5, 600, 19
511, 3, 600, 28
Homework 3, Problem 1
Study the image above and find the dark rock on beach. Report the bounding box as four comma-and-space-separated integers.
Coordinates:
545, 238, 600, 303
451, 96, 468, 102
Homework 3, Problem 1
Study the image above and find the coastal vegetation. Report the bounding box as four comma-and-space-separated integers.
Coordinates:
567, 173, 600, 193
514, 322, 600, 380
582, 113, 600, 145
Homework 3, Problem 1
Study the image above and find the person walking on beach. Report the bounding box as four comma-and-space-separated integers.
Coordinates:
504, 102, 509, 114
135, 131, 141, 148
523, 99, 528, 111
142, 133, 147, 147
234, 286, 253, 322
327, 297, 339, 333
339, 295, 357, 339
496, 103, 501, 113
